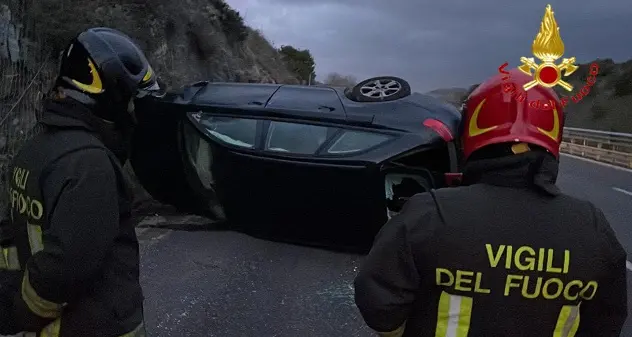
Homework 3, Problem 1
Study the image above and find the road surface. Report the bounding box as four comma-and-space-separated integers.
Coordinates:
137, 154, 632, 337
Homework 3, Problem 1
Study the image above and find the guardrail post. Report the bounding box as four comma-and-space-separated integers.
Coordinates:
596, 142, 602, 161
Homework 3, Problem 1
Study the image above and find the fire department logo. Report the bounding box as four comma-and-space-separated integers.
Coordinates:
518, 4, 578, 91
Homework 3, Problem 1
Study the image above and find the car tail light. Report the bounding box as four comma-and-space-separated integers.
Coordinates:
444, 172, 463, 186
423, 118, 453, 141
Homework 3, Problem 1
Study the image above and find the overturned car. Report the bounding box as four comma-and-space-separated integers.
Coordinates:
131, 76, 462, 251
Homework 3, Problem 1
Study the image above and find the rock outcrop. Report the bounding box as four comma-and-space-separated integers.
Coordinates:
26, 0, 299, 87
0, 0, 299, 214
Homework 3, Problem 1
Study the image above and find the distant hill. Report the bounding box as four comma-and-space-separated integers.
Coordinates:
425, 87, 469, 107
426, 59, 632, 133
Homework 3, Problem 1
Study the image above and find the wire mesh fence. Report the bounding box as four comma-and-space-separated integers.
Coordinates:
0, 1, 56, 213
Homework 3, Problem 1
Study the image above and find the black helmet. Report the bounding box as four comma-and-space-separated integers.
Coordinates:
55, 27, 165, 122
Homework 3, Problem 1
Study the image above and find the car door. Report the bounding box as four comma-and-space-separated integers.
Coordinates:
130, 94, 212, 215
130, 82, 278, 217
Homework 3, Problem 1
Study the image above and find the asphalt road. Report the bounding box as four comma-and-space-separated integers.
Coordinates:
556, 154, 632, 337
137, 154, 632, 337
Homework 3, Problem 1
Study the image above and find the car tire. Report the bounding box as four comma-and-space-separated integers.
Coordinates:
348, 76, 411, 102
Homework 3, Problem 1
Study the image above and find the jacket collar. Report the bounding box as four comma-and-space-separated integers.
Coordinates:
39, 99, 100, 132
462, 151, 561, 196
38, 99, 131, 163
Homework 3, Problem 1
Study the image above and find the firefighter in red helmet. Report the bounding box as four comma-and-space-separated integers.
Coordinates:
354, 68, 627, 337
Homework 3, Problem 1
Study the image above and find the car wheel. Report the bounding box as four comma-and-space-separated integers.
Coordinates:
348, 76, 411, 102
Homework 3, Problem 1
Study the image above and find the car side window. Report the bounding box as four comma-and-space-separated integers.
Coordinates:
327, 131, 391, 154
198, 116, 257, 148
265, 121, 331, 154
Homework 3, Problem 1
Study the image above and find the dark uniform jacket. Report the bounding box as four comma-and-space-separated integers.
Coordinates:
0, 100, 145, 336
354, 152, 627, 337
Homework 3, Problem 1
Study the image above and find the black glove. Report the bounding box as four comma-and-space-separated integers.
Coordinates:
0, 270, 22, 335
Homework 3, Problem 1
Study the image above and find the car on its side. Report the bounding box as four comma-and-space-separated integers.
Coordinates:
131, 76, 462, 252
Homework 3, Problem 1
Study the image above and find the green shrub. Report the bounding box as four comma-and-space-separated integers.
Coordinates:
278, 45, 316, 84
595, 59, 615, 77
613, 69, 632, 97
26, 0, 153, 57
590, 101, 609, 120
208, 0, 248, 43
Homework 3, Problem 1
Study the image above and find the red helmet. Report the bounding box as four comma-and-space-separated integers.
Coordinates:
461, 68, 564, 161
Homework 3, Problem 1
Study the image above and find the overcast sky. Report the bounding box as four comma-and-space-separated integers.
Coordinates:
225, 0, 632, 92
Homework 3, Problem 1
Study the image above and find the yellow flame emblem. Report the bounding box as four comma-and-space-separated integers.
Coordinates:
518, 5, 578, 92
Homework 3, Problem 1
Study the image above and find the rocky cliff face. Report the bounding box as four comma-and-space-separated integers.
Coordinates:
26, 0, 299, 87
427, 59, 632, 133
0, 0, 299, 213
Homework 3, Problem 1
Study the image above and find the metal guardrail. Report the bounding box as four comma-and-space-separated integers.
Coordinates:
0, 127, 629, 168
561, 127, 632, 168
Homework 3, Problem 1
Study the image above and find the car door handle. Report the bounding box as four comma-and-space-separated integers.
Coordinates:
317, 105, 335, 112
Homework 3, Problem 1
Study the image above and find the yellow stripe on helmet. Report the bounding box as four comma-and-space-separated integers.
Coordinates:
71, 58, 104, 94
142, 66, 153, 83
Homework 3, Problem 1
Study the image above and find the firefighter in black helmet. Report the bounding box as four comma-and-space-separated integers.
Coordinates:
0, 27, 164, 336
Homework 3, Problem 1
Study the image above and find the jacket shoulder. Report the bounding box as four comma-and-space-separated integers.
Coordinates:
565, 194, 627, 260
16, 130, 115, 187
11, 129, 110, 179
394, 192, 445, 245
39, 128, 109, 162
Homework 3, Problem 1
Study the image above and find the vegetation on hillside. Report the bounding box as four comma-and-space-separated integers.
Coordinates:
431, 58, 632, 133
207, 0, 249, 43
23, 0, 303, 86
278, 45, 316, 84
